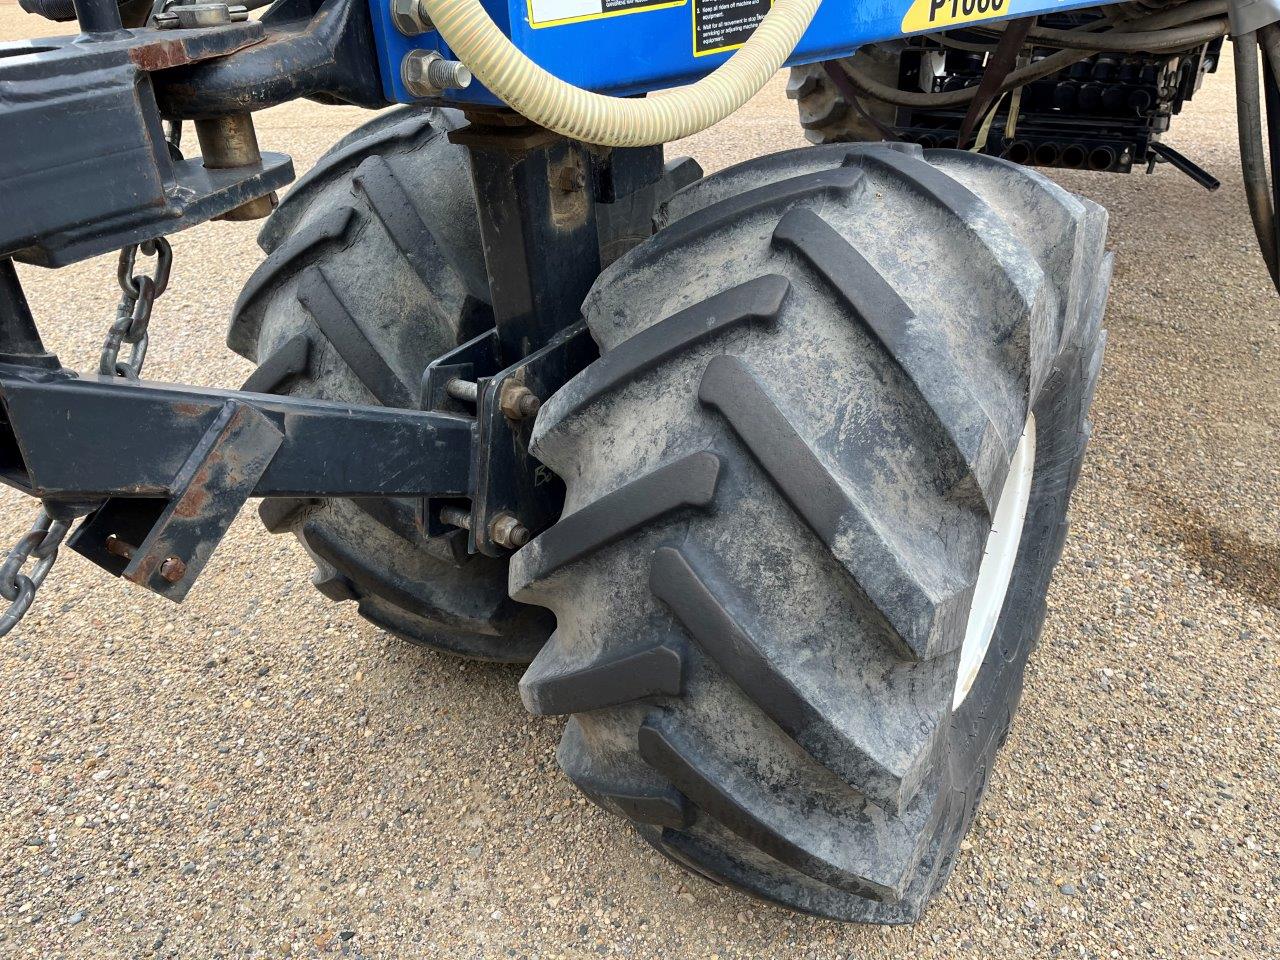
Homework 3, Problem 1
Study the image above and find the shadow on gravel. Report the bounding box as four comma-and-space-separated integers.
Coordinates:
1139, 488, 1280, 609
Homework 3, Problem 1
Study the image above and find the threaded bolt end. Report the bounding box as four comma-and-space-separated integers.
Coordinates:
426, 57, 472, 91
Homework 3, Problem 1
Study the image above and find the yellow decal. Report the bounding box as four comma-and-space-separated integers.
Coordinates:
901, 0, 1007, 33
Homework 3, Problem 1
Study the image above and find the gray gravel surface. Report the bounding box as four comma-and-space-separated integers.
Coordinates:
1, 8, 1277, 957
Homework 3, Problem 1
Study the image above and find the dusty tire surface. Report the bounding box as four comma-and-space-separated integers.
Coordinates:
511, 143, 1110, 920
787, 47, 903, 145
228, 106, 553, 663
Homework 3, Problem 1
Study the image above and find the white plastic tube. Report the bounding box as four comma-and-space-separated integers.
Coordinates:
421, 0, 822, 145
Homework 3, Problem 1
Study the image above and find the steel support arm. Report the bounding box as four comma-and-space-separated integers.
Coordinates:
0, 366, 474, 601
0, 369, 473, 500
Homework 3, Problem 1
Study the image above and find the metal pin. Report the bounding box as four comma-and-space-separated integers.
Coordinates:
439, 506, 472, 530
445, 378, 479, 403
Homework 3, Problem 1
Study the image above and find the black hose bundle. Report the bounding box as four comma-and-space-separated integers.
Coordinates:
832, 2, 1229, 108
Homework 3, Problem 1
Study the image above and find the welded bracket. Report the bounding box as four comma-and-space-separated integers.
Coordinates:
68, 401, 281, 601
421, 322, 598, 556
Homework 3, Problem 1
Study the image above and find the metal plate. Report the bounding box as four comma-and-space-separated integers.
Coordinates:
366, 0, 1121, 106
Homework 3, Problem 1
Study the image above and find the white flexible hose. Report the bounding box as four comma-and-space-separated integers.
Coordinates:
421, 0, 821, 145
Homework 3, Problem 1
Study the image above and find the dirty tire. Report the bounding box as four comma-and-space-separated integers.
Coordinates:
787, 46, 903, 145
229, 106, 553, 662
511, 143, 1109, 920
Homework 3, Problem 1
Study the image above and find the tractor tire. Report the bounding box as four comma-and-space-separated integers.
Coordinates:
228, 106, 553, 663
787, 45, 903, 144
511, 143, 1109, 920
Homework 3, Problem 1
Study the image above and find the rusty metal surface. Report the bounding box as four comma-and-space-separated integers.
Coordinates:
118, 400, 282, 601
152, 0, 387, 118
0, 20, 265, 69
0, 365, 475, 601
0, 20, 292, 266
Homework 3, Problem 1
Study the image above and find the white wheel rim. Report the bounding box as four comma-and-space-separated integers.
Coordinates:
952, 414, 1037, 710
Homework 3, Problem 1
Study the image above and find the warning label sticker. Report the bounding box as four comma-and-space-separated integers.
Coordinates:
693, 0, 771, 56
529, 0, 683, 28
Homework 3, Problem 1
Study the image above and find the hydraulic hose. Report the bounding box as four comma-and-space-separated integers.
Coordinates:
841, 3, 1228, 109
835, 47, 1092, 108
1002, 18, 1228, 51
1234, 31, 1279, 283
421, 0, 820, 145
974, 1, 1228, 51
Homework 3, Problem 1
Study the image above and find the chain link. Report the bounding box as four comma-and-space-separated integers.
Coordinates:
0, 507, 74, 638
100, 237, 172, 379
1, 237, 175, 637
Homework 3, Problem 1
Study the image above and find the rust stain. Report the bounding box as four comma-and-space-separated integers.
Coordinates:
124, 552, 161, 586
129, 32, 265, 72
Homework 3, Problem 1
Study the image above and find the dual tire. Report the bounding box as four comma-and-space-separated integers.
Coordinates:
512, 142, 1109, 920
238, 114, 1109, 920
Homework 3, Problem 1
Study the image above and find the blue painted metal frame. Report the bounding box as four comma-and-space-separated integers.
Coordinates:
368, 0, 1116, 107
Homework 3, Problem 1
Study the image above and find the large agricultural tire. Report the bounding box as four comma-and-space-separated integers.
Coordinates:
511, 143, 1109, 920
228, 106, 553, 663
787, 46, 904, 145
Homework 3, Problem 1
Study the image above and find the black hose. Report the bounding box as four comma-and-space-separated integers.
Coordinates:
1233, 32, 1279, 284
1119, 0, 1228, 30
1259, 25, 1280, 289
1260, 21, 1280, 81
836, 4, 1227, 109
998, 19, 1227, 52
834, 47, 1092, 108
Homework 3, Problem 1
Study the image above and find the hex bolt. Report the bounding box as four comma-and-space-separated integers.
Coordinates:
402, 51, 472, 98
445, 377, 478, 403
159, 556, 187, 584
439, 505, 472, 531
489, 513, 531, 550
194, 113, 277, 221
499, 381, 541, 420
390, 0, 432, 35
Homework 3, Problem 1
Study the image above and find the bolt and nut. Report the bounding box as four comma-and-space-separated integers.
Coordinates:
499, 381, 542, 421
390, 0, 433, 35
489, 513, 531, 550
401, 51, 472, 98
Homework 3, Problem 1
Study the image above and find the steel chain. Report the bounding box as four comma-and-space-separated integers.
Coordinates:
1, 238, 174, 636
100, 237, 172, 379
0, 507, 74, 638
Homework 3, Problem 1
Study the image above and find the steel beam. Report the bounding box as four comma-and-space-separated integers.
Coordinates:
0, 368, 475, 500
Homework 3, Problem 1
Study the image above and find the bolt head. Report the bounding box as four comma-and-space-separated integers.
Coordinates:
390, 0, 430, 35
158, 556, 187, 584
401, 50, 441, 97
389, 0, 430, 35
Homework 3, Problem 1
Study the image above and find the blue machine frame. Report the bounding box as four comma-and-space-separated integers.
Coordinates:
368, 0, 1117, 107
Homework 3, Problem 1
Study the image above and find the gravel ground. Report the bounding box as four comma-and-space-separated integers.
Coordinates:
1, 8, 1277, 958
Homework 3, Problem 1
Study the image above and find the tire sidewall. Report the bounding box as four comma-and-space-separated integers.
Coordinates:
943, 325, 1100, 830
